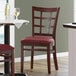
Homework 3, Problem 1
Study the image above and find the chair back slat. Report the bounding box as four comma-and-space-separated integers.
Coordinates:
32, 6, 60, 39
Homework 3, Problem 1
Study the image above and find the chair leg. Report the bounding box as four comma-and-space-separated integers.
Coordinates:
11, 50, 14, 76
53, 46, 58, 70
31, 46, 34, 69
53, 52, 58, 70
47, 45, 51, 74
21, 44, 24, 73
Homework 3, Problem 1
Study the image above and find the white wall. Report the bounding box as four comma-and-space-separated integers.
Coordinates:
9, 0, 15, 47
68, 0, 76, 75
68, 29, 76, 76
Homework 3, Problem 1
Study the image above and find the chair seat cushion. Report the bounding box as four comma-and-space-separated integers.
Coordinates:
0, 44, 14, 51
21, 36, 54, 45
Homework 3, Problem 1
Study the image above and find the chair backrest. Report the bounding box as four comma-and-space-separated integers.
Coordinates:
32, 6, 60, 39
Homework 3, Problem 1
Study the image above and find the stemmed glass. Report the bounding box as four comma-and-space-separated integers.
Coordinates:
14, 8, 20, 19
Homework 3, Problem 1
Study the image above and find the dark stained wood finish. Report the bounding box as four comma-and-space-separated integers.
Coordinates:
0, 44, 14, 76
21, 6, 60, 74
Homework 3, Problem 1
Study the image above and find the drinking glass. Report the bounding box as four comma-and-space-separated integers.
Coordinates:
14, 8, 20, 19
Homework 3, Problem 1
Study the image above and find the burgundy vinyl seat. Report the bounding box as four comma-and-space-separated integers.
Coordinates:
0, 44, 14, 76
21, 6, 60, 74
21, 36, 54, 45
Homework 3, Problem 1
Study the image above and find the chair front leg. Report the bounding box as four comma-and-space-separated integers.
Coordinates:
47, 45, 51, 74
11, 50, 14, 76
21, 44, 24, 73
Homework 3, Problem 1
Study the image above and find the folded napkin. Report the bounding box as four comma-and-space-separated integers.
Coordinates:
0, 19, 29, 29
13, 19, 29, 29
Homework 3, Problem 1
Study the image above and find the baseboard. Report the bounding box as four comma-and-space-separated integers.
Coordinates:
0, 52, 68, 65
15, 52, 69, 63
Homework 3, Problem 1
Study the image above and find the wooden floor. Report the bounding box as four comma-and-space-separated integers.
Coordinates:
0, 56, 68, 76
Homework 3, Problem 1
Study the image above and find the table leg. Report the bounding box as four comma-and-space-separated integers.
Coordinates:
4, 25, 10, 74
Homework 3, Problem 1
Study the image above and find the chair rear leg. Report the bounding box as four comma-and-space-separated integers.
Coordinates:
53, 52, 58, 70
31, 46, 34, 69
53, 46, 58, 70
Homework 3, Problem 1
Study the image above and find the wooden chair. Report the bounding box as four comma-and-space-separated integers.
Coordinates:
21, 6, 60, 74
0, 44, 14, 76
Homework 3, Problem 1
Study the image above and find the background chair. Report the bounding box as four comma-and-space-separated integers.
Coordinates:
0, 44, 14, 76
21, 6, 60, 74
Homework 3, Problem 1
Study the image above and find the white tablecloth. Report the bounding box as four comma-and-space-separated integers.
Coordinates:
0, 19, 29, 29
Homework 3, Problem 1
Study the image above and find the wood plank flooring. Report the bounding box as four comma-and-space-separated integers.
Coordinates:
0, 56, 68, 76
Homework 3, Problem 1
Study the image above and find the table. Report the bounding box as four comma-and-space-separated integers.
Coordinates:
63, 23, 76, 28
63, 23, 76, 76
0, 19, 29, 76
